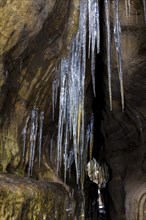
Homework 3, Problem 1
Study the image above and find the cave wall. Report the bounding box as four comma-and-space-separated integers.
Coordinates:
0, 0, 81, 174
0, 0, 82, 219
102, 1, 146, 219
1, 0, 146, 219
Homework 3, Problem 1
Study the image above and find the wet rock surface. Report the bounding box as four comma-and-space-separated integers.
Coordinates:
0, 0, 80, 219
0, 0, 80, 173
0, 173, 75, 220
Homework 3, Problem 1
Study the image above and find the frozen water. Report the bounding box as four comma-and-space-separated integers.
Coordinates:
28, 108, 39, 177
55, 0, 101, 187
22, 109, 44, 176
104, 0, 112, 111
88, 0, 100, 96
38, 112, 44, 168
113, 0, 124, 111
52, 80, 59, 121
22, 116, 30, 159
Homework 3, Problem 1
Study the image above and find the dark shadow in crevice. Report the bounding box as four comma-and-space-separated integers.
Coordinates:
85, 0, 111, 219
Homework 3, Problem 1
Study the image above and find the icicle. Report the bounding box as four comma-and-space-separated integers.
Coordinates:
143, 0, 146, 22
88, 0, 100, 96
113, 0, 124, 111
67, 149, 74, 170
38, 112, 44, 168
52, 81, 55, 121
57, 58, 69, 173
127, 0, 131, 18
28, 108, 38, 176
125, 0, 132, 19
79, 190, 85, 219
85, 114, 94, 174
22, 116, 30, 159
104, 0, 112, 111
88, 0, 91, 57
89, 115, 94, 160
96, 0, 100, 54
71, 52, 80, 184
125, 0, 128, 17
78, 0, 87, 185
64, 124, 68, 183
52, 80, 59, 121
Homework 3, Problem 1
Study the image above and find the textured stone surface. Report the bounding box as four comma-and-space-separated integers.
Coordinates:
0, 1, 80, 218
0, 173, 75, 220
0, 0, 80, 173
0, 0, 56, 56
125, 175, 146, 220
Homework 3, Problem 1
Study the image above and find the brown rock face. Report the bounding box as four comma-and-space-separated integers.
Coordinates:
0, 0, 56, 57
0, 0, 80, 219
0, 173, 75, 220
0, 0, 80, 173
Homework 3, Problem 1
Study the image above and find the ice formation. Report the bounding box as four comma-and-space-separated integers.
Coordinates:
104, 0, 112, 110
53, 0, 125, 187
22, 109, 44, 176
113, 0, 124, 111
53, 0, 100, 187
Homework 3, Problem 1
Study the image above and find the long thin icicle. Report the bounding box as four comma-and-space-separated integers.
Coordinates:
28, 108, 38, 176
64, 124, 69, 183
88, 0, 100, 96
113, 0, 124, 111
52, 80, 59, 121
127, 0, 131, 18
38, 112, 44, 168
22, 116, 30, 158
104, 0, 112, 111
125, 0, 128, 17
57, 59, 68, 173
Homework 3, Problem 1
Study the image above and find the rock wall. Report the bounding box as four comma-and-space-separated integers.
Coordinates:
0, 1, 81, 219
0, 0, 80, 174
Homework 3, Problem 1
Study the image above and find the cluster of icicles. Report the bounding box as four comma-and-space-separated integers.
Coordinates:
22, 109, 44, 177
22, 0, 146, 185
53, 0, 124, 188
52, 0, 99, 188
